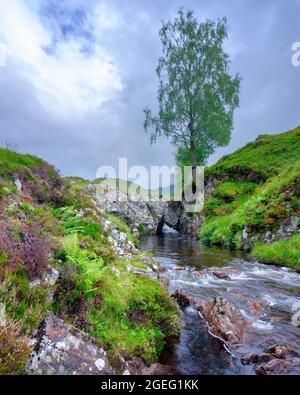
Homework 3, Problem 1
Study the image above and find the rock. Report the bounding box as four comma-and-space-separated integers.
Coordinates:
265, 344, 288, 359
163, 203, 181, 229
171, 290, 191, 309
0, 302, 6, 326
241, 353, 274, 365
174, 264, 186, 271
159, 274, 169, 289
200, 297, 248, 346
255, 358, 296, 375
246, 300, 264, 316
26, 313, 114, 375
14, 178, 22, 192
211, 270, 230, 280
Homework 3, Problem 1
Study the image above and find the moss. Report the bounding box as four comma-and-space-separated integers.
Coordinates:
251, 235, 300, 270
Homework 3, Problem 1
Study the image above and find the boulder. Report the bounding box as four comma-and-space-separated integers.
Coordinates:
255, 358, 296, 375
26, 314, 115, 375
199, 296, 248, 346
171, 290, 191, 309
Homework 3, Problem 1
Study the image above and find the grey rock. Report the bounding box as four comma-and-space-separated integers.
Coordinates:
26, 314, 115, 375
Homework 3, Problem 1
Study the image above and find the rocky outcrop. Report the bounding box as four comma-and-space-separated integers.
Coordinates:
26, 314, 115, 375
199, 296, 248, 347
102, 218, 138, 258
242, 344, 300, 375
81, 182, 202, 237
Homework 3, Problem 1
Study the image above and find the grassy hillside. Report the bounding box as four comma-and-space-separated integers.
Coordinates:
0, 149, 180, 374
200, 126, 300, 269
206, 126, 300, 181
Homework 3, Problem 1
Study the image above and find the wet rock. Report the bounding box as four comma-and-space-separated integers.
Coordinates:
171, 290, 191, 309
174, 264, 186, 271
247, 300, 264, 316
159, 274, 170, 289
241, 352, 274, 365
26, 313, 114, 375
255, 358, 296, 375
265, 344, 288, 359
200, 297, 248, 346
211, 270, 230, 280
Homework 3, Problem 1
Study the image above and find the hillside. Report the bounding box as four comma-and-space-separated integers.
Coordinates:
0, 149, 181, 375
200, 126, 300, 269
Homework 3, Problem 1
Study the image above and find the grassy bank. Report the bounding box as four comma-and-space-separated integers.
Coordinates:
199, 126, 300, 269
0, 149, 181, 374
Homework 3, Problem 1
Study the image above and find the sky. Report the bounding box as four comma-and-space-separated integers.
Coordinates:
0, 0, 299, 187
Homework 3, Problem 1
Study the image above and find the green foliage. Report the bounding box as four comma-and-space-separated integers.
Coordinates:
251, 235, 300, 270
207, 126, 300, 181
138, 224, 146, 235
62, 235, 105, 295
52, 206, 103, 239
144, 9, 241, 169
0, 271, 49, 335
213, 181, 257, 202
88, 268, 181, 364
200, 131, 300, 252
0, 148, 44, 179
55, 235, 181, 364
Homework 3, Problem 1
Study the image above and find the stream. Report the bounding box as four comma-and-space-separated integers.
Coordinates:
140, 228, 300, 375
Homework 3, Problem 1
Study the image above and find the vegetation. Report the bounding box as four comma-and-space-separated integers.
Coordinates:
251, 235, 300, 270
0, 148, 180, 374
199, 126, 300, 269
144, 9, 241, 191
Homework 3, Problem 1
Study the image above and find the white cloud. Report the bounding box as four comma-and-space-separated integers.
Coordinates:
0, 0, 123, 117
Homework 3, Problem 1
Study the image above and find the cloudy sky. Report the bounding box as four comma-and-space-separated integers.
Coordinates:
0, 0, 299, 185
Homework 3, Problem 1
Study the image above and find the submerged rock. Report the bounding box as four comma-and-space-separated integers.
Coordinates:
26, 314, 114, 375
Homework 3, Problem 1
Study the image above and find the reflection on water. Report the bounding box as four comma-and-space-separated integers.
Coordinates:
140, 229, 300, 375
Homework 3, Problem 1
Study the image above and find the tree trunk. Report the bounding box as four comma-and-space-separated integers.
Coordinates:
191, 150, 197, 194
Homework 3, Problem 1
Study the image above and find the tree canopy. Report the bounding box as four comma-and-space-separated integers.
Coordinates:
144, 9, 241, 174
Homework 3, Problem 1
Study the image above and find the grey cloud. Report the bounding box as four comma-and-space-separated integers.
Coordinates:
0, 0, 299, 184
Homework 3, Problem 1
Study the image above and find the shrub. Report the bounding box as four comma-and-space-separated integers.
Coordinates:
0, 318, 31, 375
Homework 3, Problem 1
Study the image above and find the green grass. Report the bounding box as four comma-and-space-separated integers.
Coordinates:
54, 235, 181, 365
0, 148, 44, 179
200, 155, 300, 251
206, 126, 300, 181
87, 267, 181, 364
251, 235, 300, 270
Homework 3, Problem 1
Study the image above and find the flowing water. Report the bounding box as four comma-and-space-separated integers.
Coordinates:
140, 228, 300, 375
